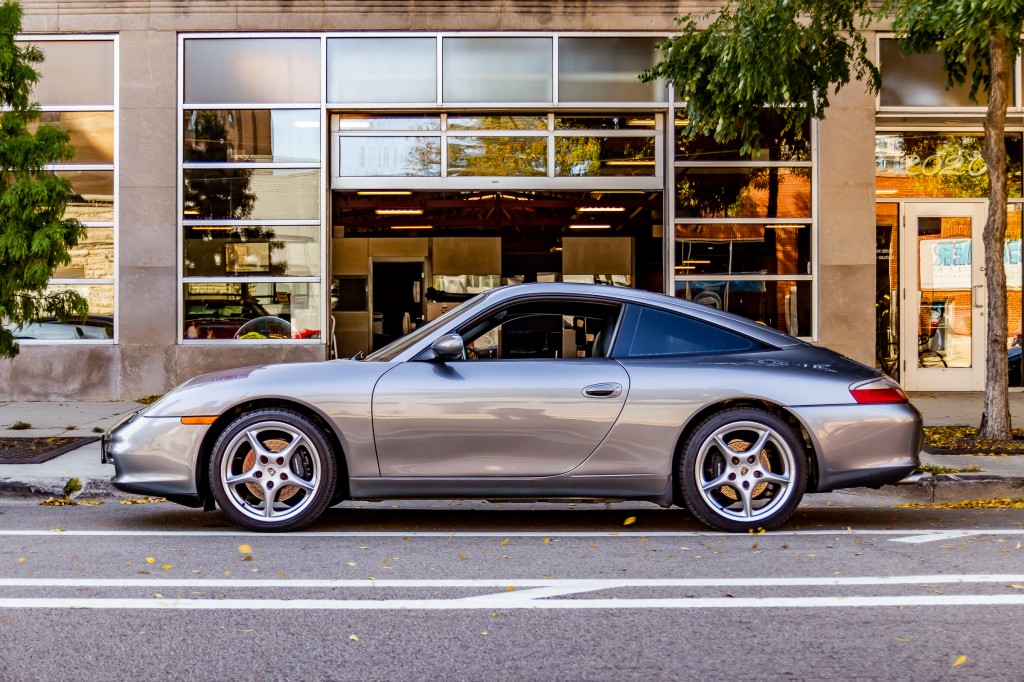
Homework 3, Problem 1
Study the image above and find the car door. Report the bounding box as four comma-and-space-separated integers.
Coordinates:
371, 357, 630, 477
371, 298, 630, 477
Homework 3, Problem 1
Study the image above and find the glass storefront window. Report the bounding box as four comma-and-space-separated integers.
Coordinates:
675, 279, 811, 337
555, 136, 656, 177
52, 227, 115, 279
3, 284, 115, 341
53, 170, 114, 222
327, 37, 437, 104
183, 282, 320, 340
27, 40, 115, 107
184, 110, 320, 163
335, 116, 441, 132
676, 167, 811, 219
447, 137, 548, 177
183, 168, 320, 220
676, 112, 811, 162
30, 112, 114, 164
875, 203, 900, 378
184, 38, 320, 104
879, 39, 1012, 108
448, 115, 548, 131
875, 133, 1023, 199
557, 37, 664, 103
442, 37, 552, 103
675, 223, 811, 277
337, 137, 441, 177
184, 225, 320, 278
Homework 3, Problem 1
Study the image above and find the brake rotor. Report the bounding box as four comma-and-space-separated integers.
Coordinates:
242, 438, 301, 502
719, 437, 770, 501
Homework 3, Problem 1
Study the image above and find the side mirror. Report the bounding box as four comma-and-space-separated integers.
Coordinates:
430, 334, 465, 361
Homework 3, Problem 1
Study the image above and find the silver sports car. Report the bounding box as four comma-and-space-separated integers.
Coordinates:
104, 283, 921, 533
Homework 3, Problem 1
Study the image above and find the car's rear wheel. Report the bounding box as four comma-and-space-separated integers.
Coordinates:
210, 408, 337, 532
679, 408, 806, 532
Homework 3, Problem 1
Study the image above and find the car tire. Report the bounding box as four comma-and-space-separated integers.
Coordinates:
679, 408, 806, 533
210, 408, 337, 532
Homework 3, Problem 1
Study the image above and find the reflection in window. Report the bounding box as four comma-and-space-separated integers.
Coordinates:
675, 224, 810, 276
183, 282, 321, 340
875, 133, 1023, 199
447, 137, 547, 177
676, 112, 810, 162
184, 38, 320, 104
675, 280, 811, 337
184, 110, 321, 163
335, 116, 441, 132
558, 37, 663, 103
338, 137, 441, 177
184, 225, 320, 278
3, 284, 115, 341
676, 167, 811, 218
53, 170, 114, 222
327, 37, 437, 104
27, 40, 115, 106
624, 306, 762, 357
557, 116, 656, 130
52, 228, 115, 279
879, 39, 1011, 107
448, 116, 547, 131
30, 112, 114, 164
443, 37, 552, 103
183, 168, 320, 220
555, 137, 656, 177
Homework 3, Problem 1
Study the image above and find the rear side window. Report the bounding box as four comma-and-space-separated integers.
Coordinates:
623, 306, 765, 357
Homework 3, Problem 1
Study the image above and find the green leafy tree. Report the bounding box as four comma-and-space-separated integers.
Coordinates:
0, 0, 85, 359
644, 0, 1022, 439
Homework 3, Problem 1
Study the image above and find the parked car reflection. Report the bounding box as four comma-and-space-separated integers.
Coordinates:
4, 315, 113, 340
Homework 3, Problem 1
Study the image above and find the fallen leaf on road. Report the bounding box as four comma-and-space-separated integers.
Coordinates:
17, 558, 25, 564
500, 538, 510, 546
161, 564, 173, 570
895, 638, 912, 643
348, 634, 359, 641
119, 497, 166, 505
481, 631, 488, 636
145, 557, 156, 564
241, 555, 253, 562
1007, 584, 1024, 589
237, 544, 252, 554
623, 516, 636, 526
543, 538, 550, 544
953, 655, 967, 667
347, 561, 357, 567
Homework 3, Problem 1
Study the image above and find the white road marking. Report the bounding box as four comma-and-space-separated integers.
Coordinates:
0, 575, 1021, 589
2, 528, 1023, 543
1, 594, 1023, 610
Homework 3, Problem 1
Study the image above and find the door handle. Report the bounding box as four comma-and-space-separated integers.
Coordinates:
583, 383, 622, 398
974, 284, 983, 308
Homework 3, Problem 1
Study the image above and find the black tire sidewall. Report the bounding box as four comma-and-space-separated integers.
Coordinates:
210, 408, 337, 532
679, 407, 807, 533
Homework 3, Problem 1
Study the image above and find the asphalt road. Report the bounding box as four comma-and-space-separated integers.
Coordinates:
1, 494, 1024, 681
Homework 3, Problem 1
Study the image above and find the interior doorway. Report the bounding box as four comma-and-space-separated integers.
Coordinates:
371, 260, 424, 351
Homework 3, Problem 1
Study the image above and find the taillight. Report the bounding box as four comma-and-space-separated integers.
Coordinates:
850, 378, 908, 404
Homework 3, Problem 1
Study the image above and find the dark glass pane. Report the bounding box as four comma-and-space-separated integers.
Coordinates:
676, 111, 811, 162
675, 280, 811, 337
184, 110, 320, 163
447, 137, 547, 176
875, 133, 1023, 199
183, 168, 320, 220
184, 282, 320, 340
624, 306, 762, 357
556, 116, 656, 130
555, 137, 656, 177
184, 225, 320, 277
448, 115, 548, 131
676, 167, 811, 218
31, 112, 114, 164
875, 203, 899, 378
675, 223, 810, 276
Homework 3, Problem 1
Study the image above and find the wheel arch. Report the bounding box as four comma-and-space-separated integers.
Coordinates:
670, 398, 819, 507
194, 398, 350, 509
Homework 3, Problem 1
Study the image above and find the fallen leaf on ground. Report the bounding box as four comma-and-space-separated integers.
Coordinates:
623, 516, 636, 526
145, 557, 156, 564
953, 655, 967, 667
348, 634, 359, 641
237, 544, 252, 554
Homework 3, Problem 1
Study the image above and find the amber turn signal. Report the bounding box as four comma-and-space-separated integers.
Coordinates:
180, 416, 218, 425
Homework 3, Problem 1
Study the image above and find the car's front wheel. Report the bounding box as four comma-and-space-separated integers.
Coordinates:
679, 408, 806, 532
210, 408, 337, 532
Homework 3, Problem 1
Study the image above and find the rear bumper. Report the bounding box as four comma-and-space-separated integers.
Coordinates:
788, 402, 922, 493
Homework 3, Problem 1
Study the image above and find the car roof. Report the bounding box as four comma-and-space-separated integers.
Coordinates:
481, 283, 804, 348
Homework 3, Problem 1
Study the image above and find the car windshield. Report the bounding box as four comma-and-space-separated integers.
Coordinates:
362, 292, 491, 362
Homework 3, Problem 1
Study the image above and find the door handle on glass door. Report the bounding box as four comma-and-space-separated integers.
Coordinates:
974, 284, 983, 308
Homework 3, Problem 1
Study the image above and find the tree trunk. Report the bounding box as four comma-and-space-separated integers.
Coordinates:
978, 28, 1012, 440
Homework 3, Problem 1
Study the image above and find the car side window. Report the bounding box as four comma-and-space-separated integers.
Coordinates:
460, 300, 620, 360
623, 306, 764, 358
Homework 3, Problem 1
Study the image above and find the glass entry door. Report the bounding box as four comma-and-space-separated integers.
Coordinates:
901, 203, 987, 391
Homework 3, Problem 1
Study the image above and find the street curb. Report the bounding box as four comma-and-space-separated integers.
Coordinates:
0, 476, 120, 500
847, 475, 1024, 504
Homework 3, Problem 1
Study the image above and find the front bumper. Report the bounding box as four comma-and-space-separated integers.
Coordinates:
105, 414, 210, 499
789, 402, 922, 493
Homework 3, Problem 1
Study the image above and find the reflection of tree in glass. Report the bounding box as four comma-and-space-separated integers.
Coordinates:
184, 111, 256, 219
893, 134, 1022, 198
183, 112, 283, 275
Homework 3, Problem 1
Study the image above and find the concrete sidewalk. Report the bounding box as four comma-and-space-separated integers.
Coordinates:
0, 393, 1022, 501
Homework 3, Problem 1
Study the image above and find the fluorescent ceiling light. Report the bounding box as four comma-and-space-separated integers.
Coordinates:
578, 206, 625, 212
875, 189, 899, 195
391, 225, 432, 230
764, 223, 806, 229
337, 120, 372, 129
605, 159, 656, 166
569, 224, 611, 230
376, 208, 423, 215
627, 118, 656, 127
358, 191, 412, 196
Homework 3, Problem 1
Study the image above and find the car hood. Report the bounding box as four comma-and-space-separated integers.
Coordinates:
144, 359, 393, 417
